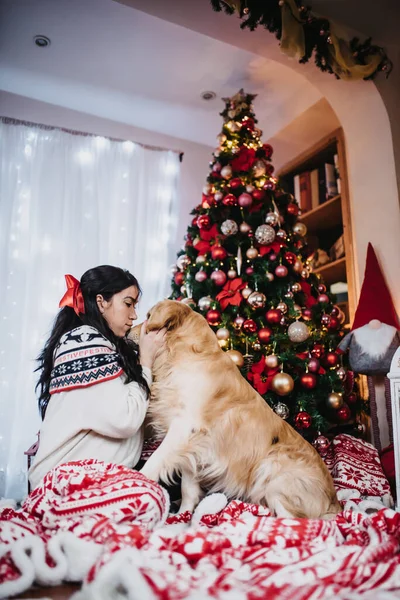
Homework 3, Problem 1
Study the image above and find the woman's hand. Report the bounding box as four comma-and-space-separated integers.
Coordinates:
139, 322, 166, 369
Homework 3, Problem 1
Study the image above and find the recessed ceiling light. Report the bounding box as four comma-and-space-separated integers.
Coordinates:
201, 91, 216, 101
34, 35, 51, 48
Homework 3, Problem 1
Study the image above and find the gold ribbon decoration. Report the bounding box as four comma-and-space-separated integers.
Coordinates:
280, 0, 305, 61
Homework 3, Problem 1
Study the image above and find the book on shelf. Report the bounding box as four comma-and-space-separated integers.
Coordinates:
334, 153, 341, 194
330, 234, 345, 261
293, 163, 339, 210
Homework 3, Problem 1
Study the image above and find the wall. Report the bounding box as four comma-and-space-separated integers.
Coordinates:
0, 90, 213, 248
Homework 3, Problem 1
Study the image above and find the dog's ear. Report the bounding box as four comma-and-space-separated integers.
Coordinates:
147, 300, 191, 332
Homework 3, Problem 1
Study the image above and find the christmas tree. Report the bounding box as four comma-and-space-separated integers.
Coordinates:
170, 89, 363, 443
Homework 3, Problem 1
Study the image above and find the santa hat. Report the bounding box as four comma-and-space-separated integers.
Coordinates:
352, 243, 398, 330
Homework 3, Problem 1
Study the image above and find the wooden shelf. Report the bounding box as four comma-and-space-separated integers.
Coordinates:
314, 257, 346, 286
300, 195, 342, 235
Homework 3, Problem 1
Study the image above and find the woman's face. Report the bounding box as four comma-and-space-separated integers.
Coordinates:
97, 285, 139, 337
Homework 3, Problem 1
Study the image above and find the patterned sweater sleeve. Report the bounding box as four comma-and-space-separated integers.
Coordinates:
48, 326, 152, 438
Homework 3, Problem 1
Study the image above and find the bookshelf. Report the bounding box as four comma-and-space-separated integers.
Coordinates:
277, 128, 356, 327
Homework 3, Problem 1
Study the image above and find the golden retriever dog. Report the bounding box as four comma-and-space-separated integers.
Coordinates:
131, 300, 341, 519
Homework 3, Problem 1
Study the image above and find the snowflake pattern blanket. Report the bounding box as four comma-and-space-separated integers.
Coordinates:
1, 434, 399, 599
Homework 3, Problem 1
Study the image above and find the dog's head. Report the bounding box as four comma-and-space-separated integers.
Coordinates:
129, 300, 192, 342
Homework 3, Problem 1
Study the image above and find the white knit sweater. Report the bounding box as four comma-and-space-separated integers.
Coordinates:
29, 326, 152, 490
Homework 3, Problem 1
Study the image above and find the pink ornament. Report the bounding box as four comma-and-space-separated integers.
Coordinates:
238, 193, 253, 208
195, 270, 208, 283
245, 266, 254, 275
269, 253, 277, 262
308, 358, 320, 373
233, 316, 245, 330
275, 265, 288, 278
318, 294, 330, 303
211, 270, 227, 286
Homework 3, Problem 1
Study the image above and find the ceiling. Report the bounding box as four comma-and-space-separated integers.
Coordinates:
0, 0, 396, 146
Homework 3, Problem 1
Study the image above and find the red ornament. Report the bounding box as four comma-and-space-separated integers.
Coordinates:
275, 265, 288, 278
206, 309, 221, 326
262, 144, 273, 159
265, 309, 282, 324
311, 344, 324, 359
192, 217, 199, 227
294, 411, 312, 429
174, 272, 184, 286
230, 178, 242, 189
287, 203, 299, 216
337, 404, 351, 422
346, 392, 357, 405
318, 294, 330, 304
313, 435, 330, 456
331, 305, 340, 317
211, 245, 227, 260
308, 358, 320, 373
300, 373, 317, 389
211, 270, 227, 286
222, 193, 237, 206
242, 319, 258, 334
284, 252, 297, 265
258, 327, 273, 344
328, 316, 340, 330
302, 308, 313, 320
252, 189, 265, 201
265, 164, 275, 175
318, 284, 327, 293
197, 214, 211, 229
325, 352, 339, 368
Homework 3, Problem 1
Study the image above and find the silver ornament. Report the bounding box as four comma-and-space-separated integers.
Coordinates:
291, 282, 301, 293
214, 191, 223, 202
266, 272, 274, 282
239, 222, 252, 234
196, 255, 207, 264
252, 159, 267, 177
275, 402, 290, 420
176, 254, 191, 270
241, 286, 253, 299
293, 222, 307, 237
227, 268, 237, 279
301, 269, 310, 279
246, 185, 255, 193
255, 224, 276, 244
220, 165, 232, 180
276, 229, 287, 240
247, 291, 266, 309
198, 296, 212, 312
336, 367, 347, 381
216, 327, 230, 340
265, 212, 279, 226
236, 246, 242, 275
284, 291, 293, 299
221, 219, 238, 236
288, 321, 310, 343
276, 302, 288, 314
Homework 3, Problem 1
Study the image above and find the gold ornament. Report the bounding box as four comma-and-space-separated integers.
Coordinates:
252, 341, 262, 351
327, 392, 344, 409
293, 222, 307, 237
247, 291, 266, 309
221, 165, 232, 180
291, 282, 301, 293
240, 222, 252, 234
288, 321, 310, 343
246, 246, 259, 259
226, 349, 244, 367
218, 339, 229, 348
301, 269, 310, 279
293, 260, 303, 273
271, 372, 294, 396
266, 272, 274, 282
216, 327, 230, 340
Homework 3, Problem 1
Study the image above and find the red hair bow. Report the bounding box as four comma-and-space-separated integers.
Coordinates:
59, 274, 85, 316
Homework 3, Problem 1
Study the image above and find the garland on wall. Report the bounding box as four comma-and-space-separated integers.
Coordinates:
210, 0, 392, 80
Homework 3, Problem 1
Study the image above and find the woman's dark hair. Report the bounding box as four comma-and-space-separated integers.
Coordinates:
36, 265, 149, 419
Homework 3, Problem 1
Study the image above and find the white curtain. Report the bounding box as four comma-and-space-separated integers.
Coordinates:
0, 119, 180, 500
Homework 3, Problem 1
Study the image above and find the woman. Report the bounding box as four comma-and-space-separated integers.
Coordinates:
28, 265, 165, 490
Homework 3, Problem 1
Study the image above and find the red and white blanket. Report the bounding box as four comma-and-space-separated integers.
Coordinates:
1, 434, 399, 599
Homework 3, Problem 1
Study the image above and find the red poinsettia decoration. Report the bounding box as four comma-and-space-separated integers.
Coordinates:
247, 356, 280, 395
301, 281, 318, 308
193, 223, 220, 255
231, 147, 256, 173
216, 278, 245, 310
258, 242, 282, 257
